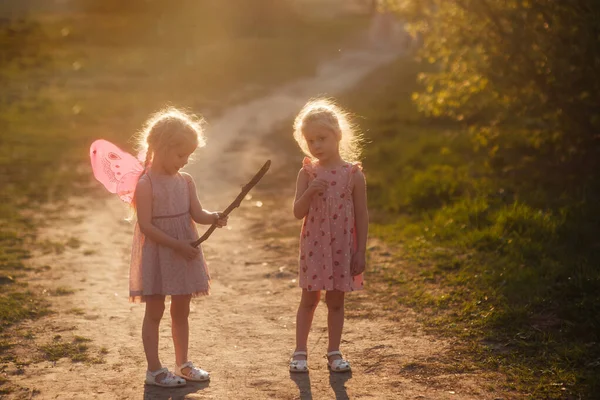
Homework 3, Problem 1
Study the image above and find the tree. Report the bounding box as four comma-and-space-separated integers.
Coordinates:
396, 0, 600, 171
0, 16, 50, 125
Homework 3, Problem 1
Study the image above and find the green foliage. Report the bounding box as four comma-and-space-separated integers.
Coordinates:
78, 0, 306, 43
39, 335, 99, 363
0, 291, 50, 332
0, 9, 54, 343
342, 56, 600, 398
0, 17, 51, 110
405, 164, 466, 210
394, 0, 600, 172
493, 203, 562, 256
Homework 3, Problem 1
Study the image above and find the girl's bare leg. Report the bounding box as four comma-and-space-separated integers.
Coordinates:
171, 294, 192, 372
325, 290, 345, 362
143, 295, 166, 379
294, 289, 321, 361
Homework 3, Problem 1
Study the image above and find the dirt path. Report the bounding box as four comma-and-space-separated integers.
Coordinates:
4, 47, 514, 399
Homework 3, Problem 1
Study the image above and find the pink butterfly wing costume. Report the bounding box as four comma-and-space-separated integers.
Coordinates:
298, 157, 364, 292
89, 139, 144, 203
89, 140, 210, 303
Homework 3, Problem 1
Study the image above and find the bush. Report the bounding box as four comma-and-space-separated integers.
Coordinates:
405, 164, 465, 210
491, 202, 563, 259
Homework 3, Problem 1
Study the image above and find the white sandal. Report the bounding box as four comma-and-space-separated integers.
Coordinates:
145, 367, 187, 387
175, 361, 210, 382
289, 351, 309, 373
327, 351, 351, 372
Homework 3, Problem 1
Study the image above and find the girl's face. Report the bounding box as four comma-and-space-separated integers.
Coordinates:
156, 139, 197, 175
303, 125, 340, 163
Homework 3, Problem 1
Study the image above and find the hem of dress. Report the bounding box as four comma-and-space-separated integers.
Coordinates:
128, 289, 210, 303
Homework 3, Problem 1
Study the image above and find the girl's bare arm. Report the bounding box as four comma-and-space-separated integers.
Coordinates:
293, 168, 312, 219
183, 172, 220, 225
352, 170, 369, 252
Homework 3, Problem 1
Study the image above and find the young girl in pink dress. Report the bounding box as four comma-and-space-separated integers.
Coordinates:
130, 108, 228, 387
289, 99, 369, 373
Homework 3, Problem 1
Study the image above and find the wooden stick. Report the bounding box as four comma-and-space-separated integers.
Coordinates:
192, 160, 271, 248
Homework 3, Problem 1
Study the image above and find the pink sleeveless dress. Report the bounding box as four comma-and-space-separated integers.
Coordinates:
129, 170, 210, 303
298, 157, 364, 292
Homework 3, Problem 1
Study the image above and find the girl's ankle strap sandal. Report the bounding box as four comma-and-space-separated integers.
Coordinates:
326, 350, 351, 372
175, 361, 210, 382
289, 351, 309, 373
145, 367, 187, 387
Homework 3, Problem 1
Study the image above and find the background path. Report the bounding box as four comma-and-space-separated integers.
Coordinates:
5, 45, 513, 399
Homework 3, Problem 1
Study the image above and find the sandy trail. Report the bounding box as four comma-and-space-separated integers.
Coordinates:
4, 46, 514, 399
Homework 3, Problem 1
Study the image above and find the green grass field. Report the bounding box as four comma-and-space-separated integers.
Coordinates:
339, 58, 599, 399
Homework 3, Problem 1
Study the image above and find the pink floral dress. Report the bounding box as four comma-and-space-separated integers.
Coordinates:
129, 171, 210, 303
298, 157, 364, 292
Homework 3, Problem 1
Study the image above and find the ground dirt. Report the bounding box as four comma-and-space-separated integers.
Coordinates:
2, 46, 517, 400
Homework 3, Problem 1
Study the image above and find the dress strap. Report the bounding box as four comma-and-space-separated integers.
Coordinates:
345, 161, 363, 192
179, 172, 193, 214
140, 171, 153, 189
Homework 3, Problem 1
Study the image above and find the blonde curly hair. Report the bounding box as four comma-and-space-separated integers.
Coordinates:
134, 106, 206, 169
293, 98, 362, 162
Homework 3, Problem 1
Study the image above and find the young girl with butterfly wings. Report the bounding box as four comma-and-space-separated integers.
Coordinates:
90, 107, 227, 388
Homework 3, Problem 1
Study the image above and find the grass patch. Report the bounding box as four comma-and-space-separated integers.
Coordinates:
65, 237, 81, 249
0, 374, 10, 395
39, 334, 103, 364
336, 57, 600, 398
49, 286, 75, 296
73, 335, 91, 343
0, 291, 51, 333
67, 308, 85, 316
39, 335, 91, 363
21, 330, 35, 339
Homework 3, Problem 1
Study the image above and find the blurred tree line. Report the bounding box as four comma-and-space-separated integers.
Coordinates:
0, 15, 50, 125
393, 0, 600, 201
0, 8, 51, 191
78, 0, 304, 44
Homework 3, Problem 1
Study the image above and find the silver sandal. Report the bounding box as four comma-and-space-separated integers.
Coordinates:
327, 351, 351, 372
175, 361, 210, 382
145, 367, 187, 387
289, 351, 309, 373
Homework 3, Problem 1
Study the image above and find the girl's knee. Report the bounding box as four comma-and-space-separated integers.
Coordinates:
300, 290, 321, 310
145, 302, 165, 322
300, 299, 320, 311
170, 296, 191, 321
170, 305, 190, 321
326, 301, 344, 313
325, 291, 345, 312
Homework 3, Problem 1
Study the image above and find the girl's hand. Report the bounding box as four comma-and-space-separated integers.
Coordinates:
307, 178, 329, 196
213, 212, 228, 227
351, 251, 366, 276
176, 240, 201, 260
